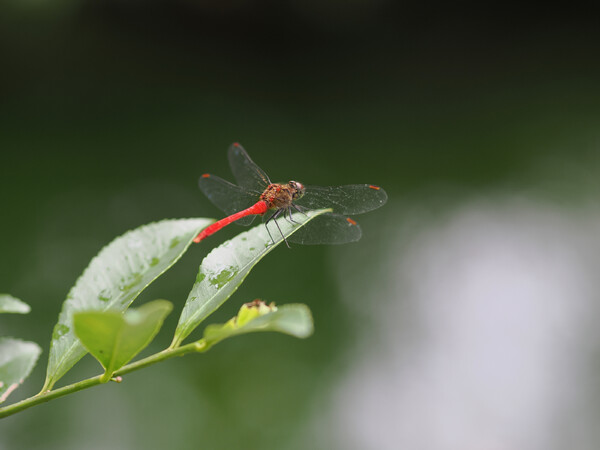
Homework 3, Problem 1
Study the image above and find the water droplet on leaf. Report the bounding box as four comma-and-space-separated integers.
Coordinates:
53, 324, 70, 340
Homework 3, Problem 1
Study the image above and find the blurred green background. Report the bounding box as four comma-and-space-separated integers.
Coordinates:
2, 2, 600, 449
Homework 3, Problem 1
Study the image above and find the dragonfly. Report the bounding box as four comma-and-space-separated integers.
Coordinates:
194, 143, 387, 246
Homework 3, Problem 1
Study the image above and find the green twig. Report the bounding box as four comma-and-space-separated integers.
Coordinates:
0, 340, 207, 419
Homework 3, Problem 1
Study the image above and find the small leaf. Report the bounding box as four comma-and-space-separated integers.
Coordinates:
43, 218, 213, 390
0, 295, 31, 314
202, 303, 313, 350
73, 300, 173, 380
172, 209, 329, 346
0, 338, 42, 404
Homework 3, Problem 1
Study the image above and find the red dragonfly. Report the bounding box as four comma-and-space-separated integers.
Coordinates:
194, 143, 387, 246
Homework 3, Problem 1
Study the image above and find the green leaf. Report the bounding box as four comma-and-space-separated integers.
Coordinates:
73, 300, 173, 380
202, 303, 313, 350
0, 295, 31, 314
43, 218, 213, 391
172, 209, 329, 346
0, 338, 42, 404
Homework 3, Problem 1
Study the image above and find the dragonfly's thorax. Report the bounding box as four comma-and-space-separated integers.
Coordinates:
261, 181, 305, 209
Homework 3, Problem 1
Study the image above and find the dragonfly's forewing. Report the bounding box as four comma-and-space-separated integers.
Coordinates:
297, 184, 387, 215
287, 213, 362, 245
228, 143, 272, 193
198, 173, 259, 226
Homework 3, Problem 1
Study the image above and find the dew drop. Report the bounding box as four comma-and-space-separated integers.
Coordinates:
98, 289, 111, 302
53, 324, 70, 340
209, 268, 237, 289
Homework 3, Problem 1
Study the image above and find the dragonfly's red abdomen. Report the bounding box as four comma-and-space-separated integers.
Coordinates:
194, 200, 269, 243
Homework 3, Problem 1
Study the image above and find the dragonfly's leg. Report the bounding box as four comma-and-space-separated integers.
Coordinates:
272, 212, 290, 248
287, 207, 299, 224
265, 209, 283, 246
265, 209, 282, 227
283, 207, 294, 225
292, 203, 308, 216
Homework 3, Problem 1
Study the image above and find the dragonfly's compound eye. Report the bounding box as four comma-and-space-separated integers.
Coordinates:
290, 181, 305, 199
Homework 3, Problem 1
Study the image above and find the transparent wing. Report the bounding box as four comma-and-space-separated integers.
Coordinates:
296, 184, 387, 215
228, 143, 271, 193
198, 174, 259, 226
287, 213, 362, 245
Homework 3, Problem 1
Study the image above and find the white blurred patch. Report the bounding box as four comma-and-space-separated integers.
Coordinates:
328, 197, 600, 450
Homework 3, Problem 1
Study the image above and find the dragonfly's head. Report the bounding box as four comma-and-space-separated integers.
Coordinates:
289, 181, 305, 200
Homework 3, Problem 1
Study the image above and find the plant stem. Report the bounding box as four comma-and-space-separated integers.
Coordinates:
0, 340, 207, 419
